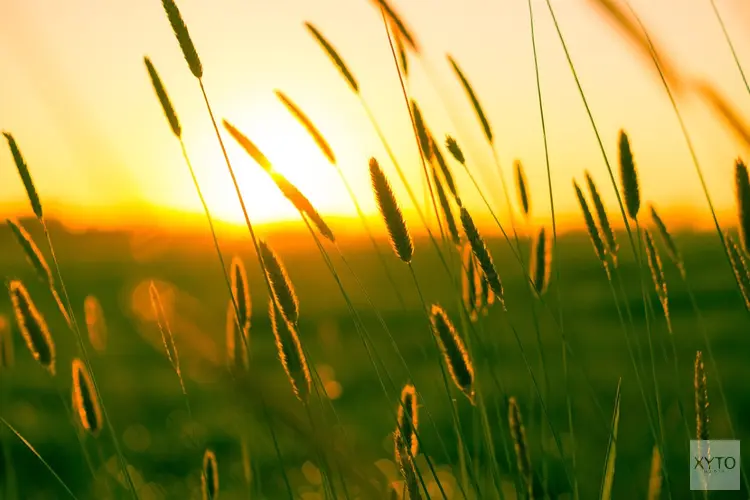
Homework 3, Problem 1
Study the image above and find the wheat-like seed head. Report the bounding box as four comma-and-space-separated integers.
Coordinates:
530, 226, 551, 295
459, 207, 504, 303
724, 233, 750, 309
370, 158, 413, 263
461, 243, 479, 321
445, 135, 465, 165
735, 158, 750, 254
393, 433, 422, 500
269, 171, 336, 242
432, 165, 461, 246
8, 280, 55, 375
161, 0, 203, 78
514, 160, 531, 218
0, 315, 14, 370
7, 219, 53, 286
144, 56, 181, 138
647, 445, 662, 500
226, 300, 249, 371
431, 135, 459, 202
269, 299, 311, 403
258, 240, 299, 324
694, 350, 709, 441
230, 256, 251, 330
508, 397, 533, 498
396, 383, 419, 458
72, 358, 102, 437
479, 267, 496, 316
411, 100, 432, 160
649, 205, 683, 273
574, 180, 608, 267
429, 304, 475, 403
201, 449, 219, 500
3, 133, 43, 220
370, 0, 420, 53
643, 229, 670, 329
222, 120, 273, 172
304, 22, 359, 93
447, 56, 493, 144
84, 295, 107, 353
584, 171, 618, 262
274, 90, 336, 164
392, 23, 409, 77
149, 281, 179, 370
618, 130, 641, 220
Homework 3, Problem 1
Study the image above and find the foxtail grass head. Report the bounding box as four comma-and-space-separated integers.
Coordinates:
274, 90, 336, 164
643, 229, 670, 330
618, 130, 641, 220
370, 158, 413, 263
574, 180, 608, 268
514, 160, 530, 218
445, 135, 465, 165
230, 256, 252, 330
84, 295, 107, 353
724, 233, 750, 309
429, 305, 475, 403
258, 240, 299, 324
4, 133, 43, 220
431, 135, 459, 201
649, 205, 682, 273
201, 449, 219, 500
72, 358, 102, 437
530, 226, 551, 295
269, 171, 336, 242
584, 171, 618, 262
7, 218, 53, 286
304, 22, 359, 93
0, 315, 14, 370
734, 158, 750, 254
461, 243, 479, 321
226, 300, 249, 371
432, 165, 461, 246
371, 0, 420, 53
144, 56, 181, 137
694, 350, 709, 441
161, 0, 203, 78
269, 299, 311, 403
222, 120, 273, 173
395, 383, 419, 458
9, 280, 55, 375
411, 100, 432, 160
447, 56, 492, 144
508, 397, 532, 498
459, 207, 504, 304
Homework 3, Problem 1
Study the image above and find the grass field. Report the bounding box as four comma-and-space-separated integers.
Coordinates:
1, 220, 748, 499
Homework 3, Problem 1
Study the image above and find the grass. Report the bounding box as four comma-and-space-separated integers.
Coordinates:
2, 0, 750, 498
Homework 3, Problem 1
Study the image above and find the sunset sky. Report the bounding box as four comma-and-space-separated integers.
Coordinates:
1, 0, 750, 233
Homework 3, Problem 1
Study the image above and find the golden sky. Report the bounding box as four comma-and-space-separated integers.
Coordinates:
1, 0, 750, 233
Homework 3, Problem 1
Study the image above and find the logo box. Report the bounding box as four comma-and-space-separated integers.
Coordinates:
690, 440, 741, 491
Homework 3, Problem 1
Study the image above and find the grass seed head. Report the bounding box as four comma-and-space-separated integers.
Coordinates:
370, 158, 413, 263
396, 384, 419, 457
530, 226, 551, 295
647, 445, 662, 500
304, 22, 359, 93
144, 57, 181, 137
459, 207, 504, 303
149, 281, 179, 369
72, 358, 102, 436
371, 0, 420, 53
429, 304, 475, 403
9, 280, 55, 375
230, 256, 252, 330
431, 135, 459, 201
694, 350, 709, 441
445, 135, 465, 165
222, 120, 273, 173
258, 240, 299, 324
735, 158, 750, 254
461, 243, 479, 321
584, 171, 618, 261
411, 100, 432, 160
514, 160, 530, 218
574, 180, 608, 267
161, 0, 203, 78
649, 204, 682, 272
393, 433, 422, 500
725, 233, 750, 309
226, 300, 249, 371
393, 24, 409, 77
447, 56, 493, 144
7, 218, 53, 286
509, 397, 533, 498
275, 90, 336, 164
268, 171, 336, 242
202, 449, 219, 500
269, 299, 311, 403
84, 295, 107, 353
618, 130, 641, 220
4, 133, 43, 220
432, 165, 461, 246
643, 229, 670, 328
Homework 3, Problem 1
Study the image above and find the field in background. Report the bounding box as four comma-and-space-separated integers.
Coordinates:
1, 220, 747, 499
